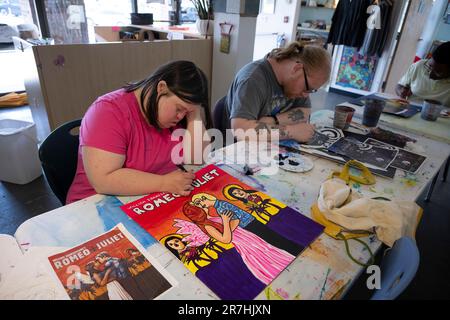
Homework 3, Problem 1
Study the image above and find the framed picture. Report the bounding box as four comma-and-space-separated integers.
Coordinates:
261, 0, 276, 14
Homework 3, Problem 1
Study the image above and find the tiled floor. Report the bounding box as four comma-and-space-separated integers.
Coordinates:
0, 90, 449, 299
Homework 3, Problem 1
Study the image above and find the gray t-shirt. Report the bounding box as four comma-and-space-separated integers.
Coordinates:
222, 58, 311, 130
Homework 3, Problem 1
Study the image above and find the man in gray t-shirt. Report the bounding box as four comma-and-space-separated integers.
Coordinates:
219, 42, 331, 144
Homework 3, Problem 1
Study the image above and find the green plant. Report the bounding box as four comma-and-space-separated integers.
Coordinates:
191, 0, 213, 20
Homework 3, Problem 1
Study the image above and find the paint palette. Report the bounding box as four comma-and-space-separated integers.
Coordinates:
275, 152, 314, 173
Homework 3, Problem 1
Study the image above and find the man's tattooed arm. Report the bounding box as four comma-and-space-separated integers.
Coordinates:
287, 108, 305, 122
255, 122, 291, 140
275, 107, 310, 125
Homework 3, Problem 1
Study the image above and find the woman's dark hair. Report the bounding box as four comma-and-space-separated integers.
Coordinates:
124, 60, 212, 130
163, 235, 187, 260
226, 187, 257, 203
85, 261, 98, 276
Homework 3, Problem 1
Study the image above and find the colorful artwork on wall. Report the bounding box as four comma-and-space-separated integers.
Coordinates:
336, 46, 379, 91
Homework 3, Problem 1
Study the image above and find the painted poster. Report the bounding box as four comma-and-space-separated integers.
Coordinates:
121, 164, 324, 300
48, 224, 174, 300
336, 46, 378, 91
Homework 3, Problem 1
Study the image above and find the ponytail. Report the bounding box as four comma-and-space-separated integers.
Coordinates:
268, 41, 331, 74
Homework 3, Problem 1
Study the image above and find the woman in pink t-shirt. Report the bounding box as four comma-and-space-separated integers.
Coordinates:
66, 60, 212, 204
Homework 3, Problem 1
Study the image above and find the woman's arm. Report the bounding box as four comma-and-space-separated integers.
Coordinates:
183, 106, 210, 165
99, 268, 113, 287
83, 146, 195, 196
204, 211, 235, 244
229, 218, 239, 231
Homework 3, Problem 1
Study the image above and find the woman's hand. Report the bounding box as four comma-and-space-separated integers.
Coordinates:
219, 210, 234, 224
161, 169, 195, 196
186, 104, 202, 122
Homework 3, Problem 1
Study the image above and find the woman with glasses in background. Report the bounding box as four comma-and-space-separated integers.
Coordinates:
218, 41, 331, 143
396, 41, 450, 107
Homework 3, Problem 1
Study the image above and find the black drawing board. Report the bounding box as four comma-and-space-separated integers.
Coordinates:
327, 137, 399, 170
279, 127, 397, 179
364, 138, 427, 173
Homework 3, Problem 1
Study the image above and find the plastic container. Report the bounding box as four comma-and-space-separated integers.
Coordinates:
333, 105, 355, 129
0, 119, 42, 184
420, 99, 442, 121
362, 99, 385, 127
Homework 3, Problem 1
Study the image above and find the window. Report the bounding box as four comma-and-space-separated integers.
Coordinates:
84, 0, 133, 42
0, 0, 34, 27
137, 0, 170, 21
84, 0, 132, 25
137, 0, 197, 24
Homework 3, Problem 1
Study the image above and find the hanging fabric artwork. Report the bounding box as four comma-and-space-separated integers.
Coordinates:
335, 46, 379, 91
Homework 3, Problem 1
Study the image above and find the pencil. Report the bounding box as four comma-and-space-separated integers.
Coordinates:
176, 164, 188, 172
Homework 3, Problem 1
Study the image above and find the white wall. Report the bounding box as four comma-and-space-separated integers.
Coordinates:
211, 12, 257, 106
253, 0, 301, 60
416, 0, 448, 58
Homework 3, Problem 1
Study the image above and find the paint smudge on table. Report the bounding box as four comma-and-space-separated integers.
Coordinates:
400, 172, 419, 187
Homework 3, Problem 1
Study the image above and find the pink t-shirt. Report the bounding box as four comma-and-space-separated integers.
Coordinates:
66, 89, 182, 204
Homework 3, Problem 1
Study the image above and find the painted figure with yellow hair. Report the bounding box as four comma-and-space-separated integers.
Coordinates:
190, 192, 303, 256
182, 202, 295, 286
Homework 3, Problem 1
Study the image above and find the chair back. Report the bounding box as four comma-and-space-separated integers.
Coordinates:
213, 96, 234, 147
371, 236, 420, 300
212, 96, 227, 133
39, 119, 82, 205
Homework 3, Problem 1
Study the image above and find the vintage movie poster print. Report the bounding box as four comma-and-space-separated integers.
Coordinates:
121, 164, 323, 300
48, 224, 174, 300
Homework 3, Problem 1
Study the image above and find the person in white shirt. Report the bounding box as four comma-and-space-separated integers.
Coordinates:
396, 41, 450, 107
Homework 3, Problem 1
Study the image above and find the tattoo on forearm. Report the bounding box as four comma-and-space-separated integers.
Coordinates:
278, 125, 290, 139
287, 109, 305, 122
255, 122, 291, 140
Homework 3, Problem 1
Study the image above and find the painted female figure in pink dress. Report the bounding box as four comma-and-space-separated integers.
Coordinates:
182, 202, 294, 285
